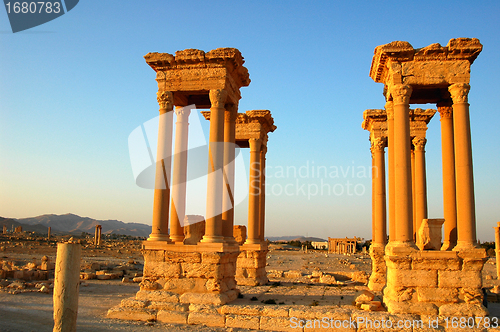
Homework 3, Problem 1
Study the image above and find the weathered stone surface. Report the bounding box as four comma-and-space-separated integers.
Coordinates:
225, 314, 260, 329
144, 261, 181, 278
183, 216, 205, 245
416, 287, 458, 303
355, 290, 375, 305
220, 304, 262, 316
187, 312, 225, 327
157, 310, 188, 324
179, 290, 237, 305
384, 299, 438, 316
120, 298, 148, 308
438, 303, 489, 317
136, 289, 179, 303
261, 316, 298, 332
438, 270, 481, 288
387, 269, 437, 288
233, 225, 246, 245
411, 258, 461, 271
106, 307, 156, 321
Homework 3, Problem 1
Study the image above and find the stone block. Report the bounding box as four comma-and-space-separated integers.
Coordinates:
416, 287, 459, 303
261, 316, 299, 332
148, 302, 188, 311
225, 314, 260, 329
387, 269, 437, 288
106, 307, 156, 321
162, 277, 207, 293
412, 258, 461, 271
188, 303, 219, 313
438, 270, 481, 288
157, 310, 188, 324
180, 291, 237, 305
220, 304, 262, 316
144, 261, 181, 278
385, 256, 411, 270
181, 262, 223, 279
165, 251, 201, 264
136, 290, 179, 303
284, 270, 303, 278
188, 312, 225, 327
462, 258, 487, 271
237, 257, 260, 269
233, 225, 246, 245
183, 217, 205, 245
268, 270, 284, 278
384, 298, 438, 315
261, 306, 290, 317
120, 298, 148, 308
438, 303, 489, 317
142, 249, 165, 263
355, 290, 375, 305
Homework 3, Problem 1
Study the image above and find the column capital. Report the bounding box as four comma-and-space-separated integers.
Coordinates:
385, 101, 394, 120
370, 137, 386, 153
438, 105, 453, 119
412, 136, 427, 151
249, 138, 262, 152
448, 83, 470, 104
157, 91, 173, 113
209, 89, 228, 108
174, 105, 191, 120
389, 84, 412, 106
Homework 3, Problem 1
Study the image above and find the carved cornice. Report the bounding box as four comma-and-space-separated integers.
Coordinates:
209, 89, 228, 108
438, 106, 453, 119
412, 137, 427, 151
157, 91, 173, 112
389, 84, 412, 105
449, 83, 470, 104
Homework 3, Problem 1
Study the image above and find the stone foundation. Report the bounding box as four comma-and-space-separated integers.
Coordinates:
383, 244, 488, 317
134, 241, 240, 306
368, 245, 386, 292
236, 243, 269, 286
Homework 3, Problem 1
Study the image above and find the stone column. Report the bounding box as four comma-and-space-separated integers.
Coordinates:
449, 83, 477, 249
371, 137, 387, 246
495, 224, 500, 279
2, 225, 6, 234
222, 103, 238, 243
97, 225, 102, 246
202, 89, 227, 243
245, 138, 262, 244
53, 242, 81, 332
169, 106, 191, 243
386, 101, 396, 242
48, 227, 51, 240
259, 145, 267, 242
149, 91, 174, 242
390, 84, 413, 245
438, 105, 458, 250
94, 225, 99, 246
413, 136, 428, 240
411, 147, 416, 241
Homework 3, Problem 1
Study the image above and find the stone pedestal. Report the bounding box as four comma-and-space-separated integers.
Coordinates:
368, 245, 386, 291
138, 242, 240, 306
383, 245, 488, 316
417, 218, 445, 250
236, 243, 268, 286
233, 225, 246, 245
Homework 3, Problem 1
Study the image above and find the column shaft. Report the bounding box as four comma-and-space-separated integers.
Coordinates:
202, 89, 227, 243
411, 149, 416, 241
222, 104, 237, 242
413, 137, 428, 239
169, 106, 191, 242
386, 102, 396, 242
149, 91, 174, 242
449, 83, 476, 248
371, 138, 387, 246
245, 138, 262, 244
259, 146, 267, 242
495, 225, 500, 279
439, 106, 457, 250
391, 84, 413, 244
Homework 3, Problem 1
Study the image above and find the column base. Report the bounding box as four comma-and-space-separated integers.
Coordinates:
147, 234, 171, 242
200, 235, 225, 243
383, 247, 488, 316
236, 244, 268, 286
452, 241, 478, 251
169, 235, 185, 243
440, 240, 457, 251
243, 239, 262, 245
368, 244, 386, 292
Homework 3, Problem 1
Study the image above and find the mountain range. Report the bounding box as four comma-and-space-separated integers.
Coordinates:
2, 213, 151, 238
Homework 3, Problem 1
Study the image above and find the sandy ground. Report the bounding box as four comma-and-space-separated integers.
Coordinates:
1, 235, 499, 331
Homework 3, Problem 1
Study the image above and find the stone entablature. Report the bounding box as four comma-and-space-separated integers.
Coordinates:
328, 237, 358, 254
144, 48, 250, 107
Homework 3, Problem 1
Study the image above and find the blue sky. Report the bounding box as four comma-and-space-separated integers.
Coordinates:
1, 1, 499, 241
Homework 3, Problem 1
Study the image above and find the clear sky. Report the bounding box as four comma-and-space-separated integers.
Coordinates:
1, 1, 499, 242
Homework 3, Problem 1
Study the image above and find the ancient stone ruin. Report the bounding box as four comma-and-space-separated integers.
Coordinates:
365, 38, 488, 316
108, 48, 276, 321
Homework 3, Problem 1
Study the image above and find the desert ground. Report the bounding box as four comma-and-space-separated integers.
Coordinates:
1, 234, 499, 331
